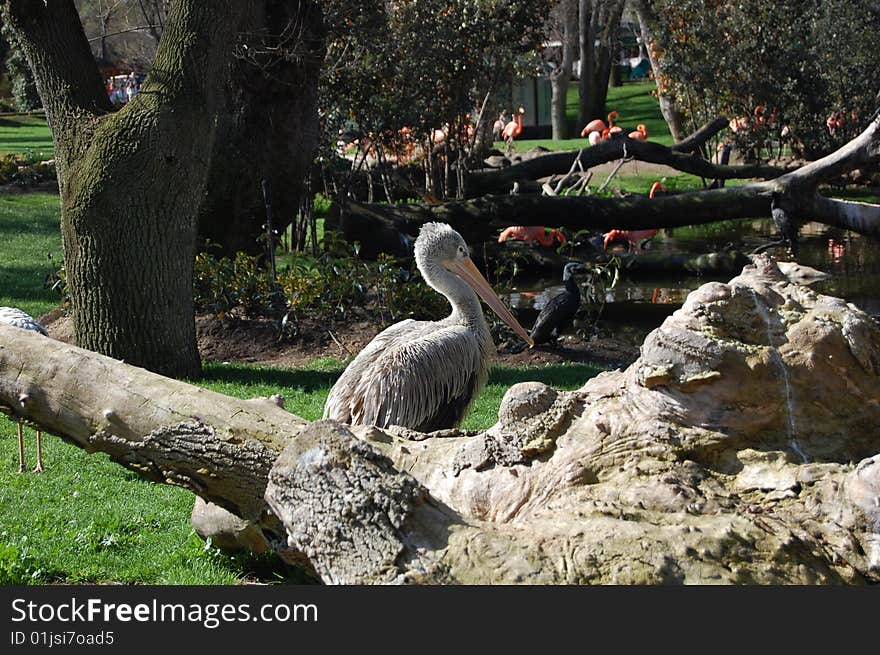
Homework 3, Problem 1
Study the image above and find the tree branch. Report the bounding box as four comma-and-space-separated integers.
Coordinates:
469, 134, 793, 197
1, 0, 113, 142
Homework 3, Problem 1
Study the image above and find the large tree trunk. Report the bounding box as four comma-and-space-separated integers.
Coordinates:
3, 255, 880, 584
197, 0, 325, 257
1, 0, 320, 379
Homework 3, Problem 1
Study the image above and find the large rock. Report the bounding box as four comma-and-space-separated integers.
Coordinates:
267, 255, 880, 583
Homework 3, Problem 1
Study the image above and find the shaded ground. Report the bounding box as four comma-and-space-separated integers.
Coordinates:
41, 309, 639, 371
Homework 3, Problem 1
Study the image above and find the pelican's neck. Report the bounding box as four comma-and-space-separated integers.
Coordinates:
421, 261, 486, 328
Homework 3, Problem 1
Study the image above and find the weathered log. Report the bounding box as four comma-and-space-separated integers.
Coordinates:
327, 184, 773, 251
2, 256, 880, 584
0, 328, 304, 521
467, 141, 791, 197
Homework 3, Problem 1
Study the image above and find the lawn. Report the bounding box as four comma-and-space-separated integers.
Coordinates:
0, 192, 603, 584
0, 114, 54, 158
501, 80, 676, 152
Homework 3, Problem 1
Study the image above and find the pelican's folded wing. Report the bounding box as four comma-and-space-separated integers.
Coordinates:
345, 324, 486, 433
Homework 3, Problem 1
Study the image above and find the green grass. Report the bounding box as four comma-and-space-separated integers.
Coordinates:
199, 360, 601, 431
0, 193, 63, 318
0, 434, 294, 584
501, 80, 675, 153
0, 114, 54, 158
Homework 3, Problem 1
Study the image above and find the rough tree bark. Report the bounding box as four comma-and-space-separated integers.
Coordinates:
2, 255, 879, 583
326, 111, 880, 255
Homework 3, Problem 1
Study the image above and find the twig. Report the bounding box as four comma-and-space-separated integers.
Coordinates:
553, 148, 587, 194
328, 330, 353, 358
596, 145, 630, 194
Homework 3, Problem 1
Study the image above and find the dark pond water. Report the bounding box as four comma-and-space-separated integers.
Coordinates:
503, 218, 880, 350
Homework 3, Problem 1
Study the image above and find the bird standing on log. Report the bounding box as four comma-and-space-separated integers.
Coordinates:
529, 263, 587, 346
0, 307, 48, 473
324, 223, 532, 432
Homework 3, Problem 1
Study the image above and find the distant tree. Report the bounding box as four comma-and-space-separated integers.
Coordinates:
577, 0, 625, 127
652, 0, 880, 159
320, 0, 545, 200
629, 0, 686, 141
547, 0, 578, 140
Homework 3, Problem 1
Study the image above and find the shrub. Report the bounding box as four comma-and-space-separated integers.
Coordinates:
194, 232, 450, 327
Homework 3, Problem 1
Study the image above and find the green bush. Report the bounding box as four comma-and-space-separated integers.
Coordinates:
0, 152, 57, 186
194, 231, 449, 326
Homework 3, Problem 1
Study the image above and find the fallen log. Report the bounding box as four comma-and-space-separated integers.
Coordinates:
467, 138, 794, 197
327, 184, 772, 253
2, 256, 880, 583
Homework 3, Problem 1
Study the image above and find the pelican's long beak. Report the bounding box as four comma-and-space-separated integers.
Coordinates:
447, 257, 533, 347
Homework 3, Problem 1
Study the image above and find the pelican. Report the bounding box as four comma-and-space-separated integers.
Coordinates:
323, 223, 532, 432
0, 307, 48, 473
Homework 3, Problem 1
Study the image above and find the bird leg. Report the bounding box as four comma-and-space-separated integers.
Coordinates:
17, 421, 25, 474
33, 430, 44, 474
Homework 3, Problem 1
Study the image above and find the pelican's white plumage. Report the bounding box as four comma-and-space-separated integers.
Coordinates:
323, 223, 530, 432
0, 306, 48, 336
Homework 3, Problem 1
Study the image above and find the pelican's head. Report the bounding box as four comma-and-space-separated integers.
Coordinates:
415, 223, 532, 346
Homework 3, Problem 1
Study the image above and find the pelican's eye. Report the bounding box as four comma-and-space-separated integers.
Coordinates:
458, 245, 466, 257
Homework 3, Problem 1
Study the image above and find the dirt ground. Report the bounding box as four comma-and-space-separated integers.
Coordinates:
41, 309, 639, 371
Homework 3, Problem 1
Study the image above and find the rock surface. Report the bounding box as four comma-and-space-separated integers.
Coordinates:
267, 255, 880, 583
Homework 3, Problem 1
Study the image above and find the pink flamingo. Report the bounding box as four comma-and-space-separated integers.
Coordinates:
498, 226, 566, 248
492, 112, 508, 141
628, 124, 648, 140
602, 182, 665, 252
606, 111, 623, 137
581, 118, 607, 138
826, 111, 845, 137
581, 111, 620, 144
501, 107, 525, 150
